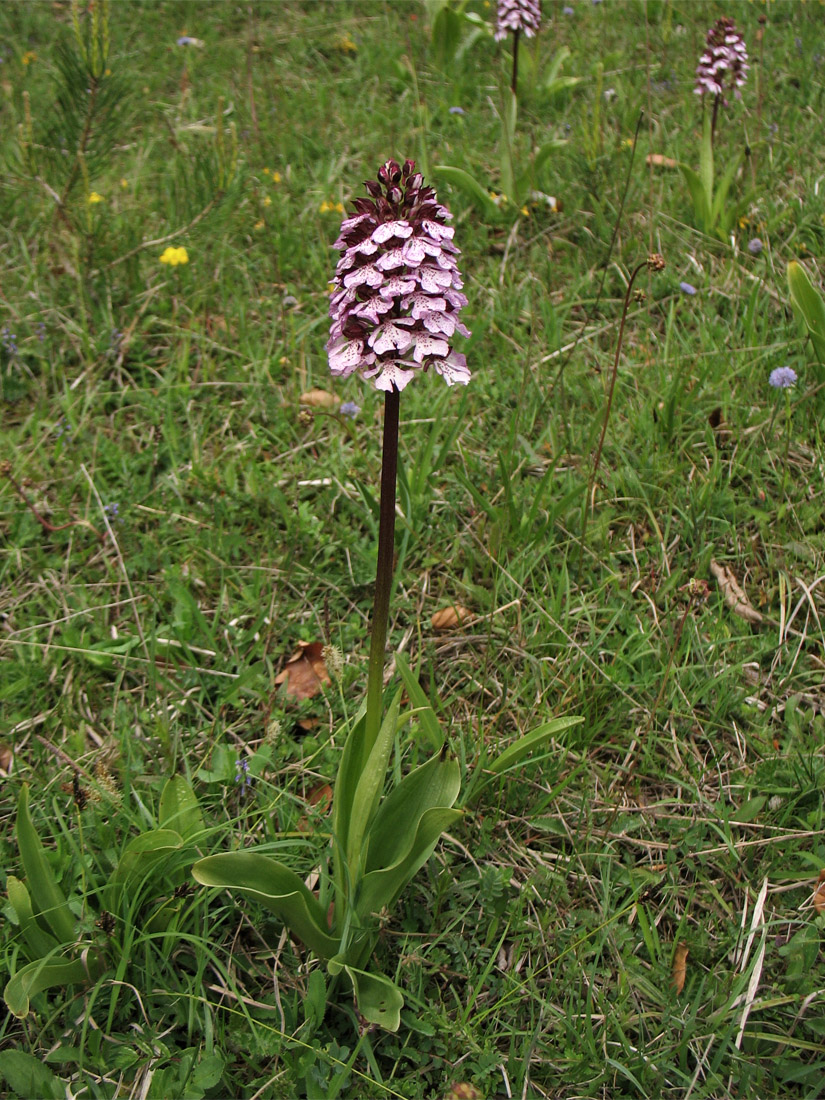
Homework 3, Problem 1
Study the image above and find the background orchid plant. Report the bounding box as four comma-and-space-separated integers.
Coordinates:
193, 160, 578, 1031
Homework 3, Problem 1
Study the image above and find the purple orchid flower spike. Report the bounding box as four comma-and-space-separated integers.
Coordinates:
327, 159, 470, 393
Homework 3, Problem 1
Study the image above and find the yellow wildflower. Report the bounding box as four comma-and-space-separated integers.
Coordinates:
159, 246, 189, 266
254, 219, 265, 230
739, 216, 750, 228
21, 51, 37, 66
263, 195, 272, 207
272, 171, 282, 183
320, 200, 343, 213
120, 178, 129, 189
262, 168, 270, 177
520, 206, 529, 217
88, 192, 104, 204
335, 33, 357, 53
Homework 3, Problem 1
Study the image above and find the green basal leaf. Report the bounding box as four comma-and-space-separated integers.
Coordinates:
679, 164, 711, 235
345, 689, 402, 872
327, 957, 404, 1032
158, 775, 204, 840
484, 715, 584, 779
364, 753, 460, 875
6, 876, 60, 960
330, 707, 368, 867
107, 828, 184, 910
357, 806, 463, 920
4, 953, 104, 1019
788, 260, 825, 365
15, 785, 76, 945
394, 653, 442, 749
192, 852, 339, 959
432, 165, 501, 218
710, 150, 744, 230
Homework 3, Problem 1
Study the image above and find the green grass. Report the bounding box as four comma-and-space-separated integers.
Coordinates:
2, 0, 825, 1096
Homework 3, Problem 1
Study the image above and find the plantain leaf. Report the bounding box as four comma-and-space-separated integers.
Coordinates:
327, 957, 404, 1032
158, 775, 204, 839
5, 876, 59, 960
4, 953, 104, 1019
192, 852, 339, 959
0, 1050, 63, 1099
788, 260, 825, 365
15, 785, 76, 945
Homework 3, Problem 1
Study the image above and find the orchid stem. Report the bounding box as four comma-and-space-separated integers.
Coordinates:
364, 387, 400, 752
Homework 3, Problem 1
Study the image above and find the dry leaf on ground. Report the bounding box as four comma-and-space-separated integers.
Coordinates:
300, 389, 339, 408
671, 941, 689, 994
431, 604, 471, 632
0, 742, 13, 776
710, 559, 763, 624
297, 783, 333, 832
646, 153, 678, 168
274, 641, 331, 700
812, 870, 825, 914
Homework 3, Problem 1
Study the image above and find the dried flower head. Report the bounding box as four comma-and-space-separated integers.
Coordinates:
695, 17, 749, 103
327, 159, 470, 392
494, 0, 541, 41
647, 253, 666, 272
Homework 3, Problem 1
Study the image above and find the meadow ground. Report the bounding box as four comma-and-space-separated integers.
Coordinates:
2, 1, 825, 1097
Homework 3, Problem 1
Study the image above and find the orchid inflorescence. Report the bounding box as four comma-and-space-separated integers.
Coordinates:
494, 0, 541, 42
694, 16, 749, 104
327, 159, 470, 393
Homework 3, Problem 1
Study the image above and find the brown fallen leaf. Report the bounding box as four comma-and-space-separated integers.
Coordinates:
812, 870, 825, 914
300, 389, 339, 408
710, 559, 763, 624
646, 153, 678, 169
431, 604, 471, 632
671, 941, 689, 995
274, 641, 331, 700
0, 741, 13, 776
297, 783, 333, 832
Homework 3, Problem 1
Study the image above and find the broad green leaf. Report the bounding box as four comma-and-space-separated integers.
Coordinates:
365, 753, 460, 875
346, 689, 402, 871
710, 149, 744, 229
330, 707, 368, 873
5, 876, 59, 959
107, 828, 184, 910
15, 785, 76, 945
0, 1050, 64, 1099
191, 1052, 225, 1091
788, 260, 825, 365
432, 165, 500, 218
158, 776, 204, 839
485, 715, 584, 778
192, 852, 339, 959
394, 653, 442, 749
327, 957, 404, 1032
4, 953, 104, 1019
357, 806, 463, 920
679, 164, 711, 234
534, 139, 568, 179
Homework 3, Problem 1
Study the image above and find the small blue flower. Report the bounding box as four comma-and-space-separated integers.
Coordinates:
176, 35, 204, 47
769, 366, 797, 389
747, 238, 763, 255
679, 282, 697, 296
104, 502, 120, 519
234, 757, 253, 794
563, 5, 574, 13
448, 106, 465, 116
340, 401, 361, 419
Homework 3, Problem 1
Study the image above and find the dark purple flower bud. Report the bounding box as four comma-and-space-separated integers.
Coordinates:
494, 0, 541, 42
694, 17, 748, 104
327, 159, 470, 392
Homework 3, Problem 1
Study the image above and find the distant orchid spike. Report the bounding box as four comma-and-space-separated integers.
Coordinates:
327, 159, 470, 392
494, 0, 541, 41
694, 16, 749, 104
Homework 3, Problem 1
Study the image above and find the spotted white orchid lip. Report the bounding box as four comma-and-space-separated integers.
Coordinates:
694, 16, 749, 103
494, 0, 541, 41
327, 159, 470, 393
